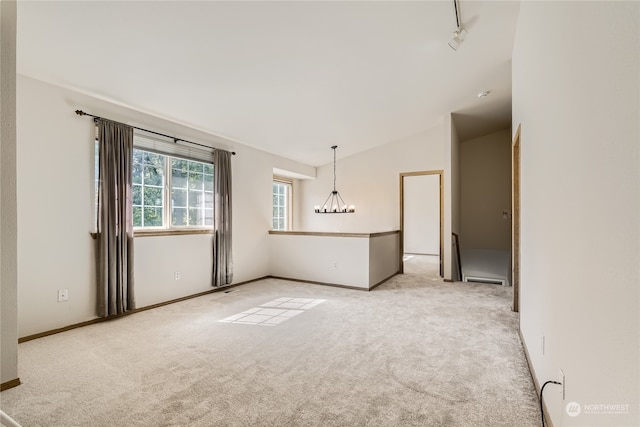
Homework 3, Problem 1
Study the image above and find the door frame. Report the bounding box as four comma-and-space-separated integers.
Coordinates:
399, 170, 444, 276
512, 125, 521, 312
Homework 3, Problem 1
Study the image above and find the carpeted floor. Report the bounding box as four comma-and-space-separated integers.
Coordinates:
0, 273, 540, 426
403, 254, 441, 277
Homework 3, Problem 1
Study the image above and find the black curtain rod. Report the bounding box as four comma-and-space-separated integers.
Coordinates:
75, 110, 236, 155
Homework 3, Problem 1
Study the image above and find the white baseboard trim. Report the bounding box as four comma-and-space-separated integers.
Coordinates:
518, 328, 555, 427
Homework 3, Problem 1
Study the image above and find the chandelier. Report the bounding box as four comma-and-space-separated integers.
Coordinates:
314, 145, 355, 214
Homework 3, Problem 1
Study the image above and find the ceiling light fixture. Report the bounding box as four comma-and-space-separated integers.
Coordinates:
314, 145, 355, 214
448, 0, 467, 51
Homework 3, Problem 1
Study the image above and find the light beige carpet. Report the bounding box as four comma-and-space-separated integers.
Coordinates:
0, 275, 539, 426
403, 254, 441, 277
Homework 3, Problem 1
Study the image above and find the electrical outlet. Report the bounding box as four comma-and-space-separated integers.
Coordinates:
331, 262, 338, 269
559, 369, 565, 400
174, 271, 181, 280
57, 289, 68, 302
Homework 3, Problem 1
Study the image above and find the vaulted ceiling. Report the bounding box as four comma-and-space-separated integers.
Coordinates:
17, 1, 520, 166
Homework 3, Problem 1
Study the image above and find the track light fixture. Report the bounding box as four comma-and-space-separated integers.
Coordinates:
314, 146, 355, 214
448, 27, 467, 51
448, 0, 467, 51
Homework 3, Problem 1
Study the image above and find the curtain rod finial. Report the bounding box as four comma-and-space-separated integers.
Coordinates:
75, 110, 85, 116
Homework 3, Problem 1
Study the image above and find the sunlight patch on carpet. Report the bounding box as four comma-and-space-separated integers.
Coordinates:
219, 297, 326, 326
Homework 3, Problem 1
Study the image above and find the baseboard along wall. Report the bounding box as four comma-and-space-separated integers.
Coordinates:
0, 378, 21, 392
18, 277, 268, 343
519, 328, 554, 427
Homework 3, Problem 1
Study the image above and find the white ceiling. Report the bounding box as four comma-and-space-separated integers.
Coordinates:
17, 1, 520, 166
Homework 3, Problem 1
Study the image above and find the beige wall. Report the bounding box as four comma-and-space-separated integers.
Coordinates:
513, 2, 639, 426
268, 232, 399, 289
269, 234, 370, 287
460, 128, 511, 250
444, 114, 460, 280
368, 233, 400, 286
1, 0, 18, 386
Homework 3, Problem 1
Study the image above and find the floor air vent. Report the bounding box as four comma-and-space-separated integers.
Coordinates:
463, 276, 505, 286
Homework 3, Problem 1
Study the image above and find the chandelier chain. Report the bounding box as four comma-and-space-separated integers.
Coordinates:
333, 146, 337, 192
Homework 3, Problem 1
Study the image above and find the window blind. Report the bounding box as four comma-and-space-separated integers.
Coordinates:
133, 132, 215, 163
95, 126, 215, 163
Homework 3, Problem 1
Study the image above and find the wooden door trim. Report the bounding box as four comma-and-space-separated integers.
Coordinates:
512, 125, 521, 313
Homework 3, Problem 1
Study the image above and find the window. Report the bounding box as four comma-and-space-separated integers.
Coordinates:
132, 150, 165, 227
272, 177, 292, 231
170, 157, 214, 227
132, 149, 214, 229
95, 130, 215, 233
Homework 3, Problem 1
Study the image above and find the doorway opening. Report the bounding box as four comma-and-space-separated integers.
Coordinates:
400, 171, 444, 278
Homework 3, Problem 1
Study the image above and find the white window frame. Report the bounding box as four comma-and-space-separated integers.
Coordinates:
166, 156, 214, 229
132, 149, 166, 229
273, 176, 293, 231
95, 129, 215, 236
132, 149, 214, 232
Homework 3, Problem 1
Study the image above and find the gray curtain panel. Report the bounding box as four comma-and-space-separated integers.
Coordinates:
213, 149, 233, 286
97, 119, 135, 317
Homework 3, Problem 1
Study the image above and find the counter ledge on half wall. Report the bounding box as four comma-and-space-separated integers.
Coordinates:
268, 230, 399, 238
